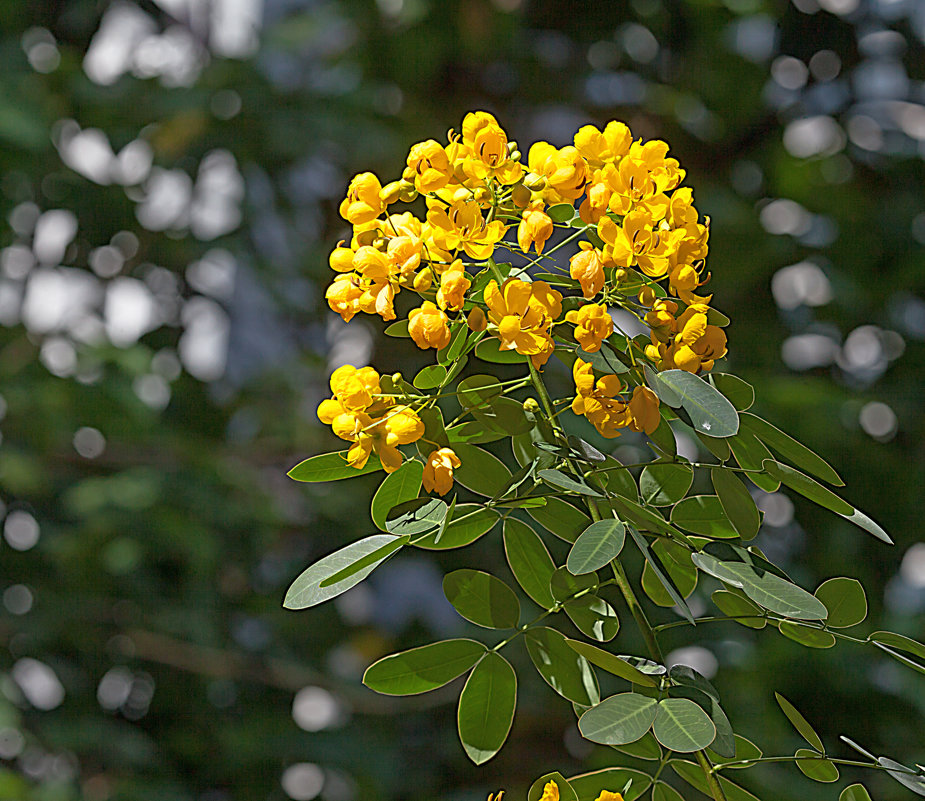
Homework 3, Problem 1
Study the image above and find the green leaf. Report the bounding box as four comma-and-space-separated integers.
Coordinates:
871, 642, 925, 676
709, 734, 764, 768
503, 518, 556, 609
608, 495, 682, 541
473, 396, 533, 435
652, 697, 716, 752
566, 768, 651, 801
762, 460, 892, 544
627, 526, 695, 624
795, 749, 839, 782
647, 415, 678, 458
413, 364, 447, 390
445, 421, 507, 445
650, 369, 739, 438
652, 783, 685, 801
578, 692, 658, 745
362, 639, 488, 695
538, 468, 604, 497
711, 589, 767, 629
697, 429, 732, 461
371, 460, 423, 531
457, 652, 516, 765
475, 338, 526, 364
457, 375, 503, 409
564, 595, 619, 642
548, 202, 577, 222
774, 692, 825, 752
452, 444, 513, 496
318, 535, 411, 588
779, 621, 836, 649
577, 343, 629, 374
667, 685, 734, 758
710, 373, 754, 411
525, 626, 600, 705
612, 731, 663, 761
727, 432, 780, 493
741, 413, 842, 486
528, 497, 592, 543
550, 565, 598, 603
603, 459, 639, 500
692, 547, 828, 620
414, 504, 499, 549
670, 496, 739, 539
878, 758, 925, 797
670, 761, 761, 801
284, 535, 401, 609
639, 463, 693, 507
437, 322, 468, 365
711, 468, 761, 540
668, 664, 720, 701
288, 451, 382, 482
443, 569, 520, 629
383, 320, 410, 337
528, 773, 579, 801
814, 577, 867, 628
564, 640, 658, 687
868, 631, 925, 661
567, 519, 626, 574
641, 539, 697, 608
385, 497, 448, 535
839, 784, 873, 801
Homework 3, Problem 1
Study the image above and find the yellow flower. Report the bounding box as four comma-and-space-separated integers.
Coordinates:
598, 208, 682, 278
339, 172, 385, 225
407, 140, 453, 194
594, 792, 625, 801
578, 173, 612, 225
573, 120, 633, 168
436, 261, 471, 311
484, 279, 562, 367
329, 364, 383, 411
329, 244, 355, 273
426, 198, 507, 260
458, 111, 523, 185
628, 385, 660, 434
528, 142, 588, 202
566, 303, 613, 352
325, 274, 364, 322
569, 243, 606, 299
423, 447, 461, 495
408, 301, 452, 350
333, 405, 425, 472
517, 201, 554, 255
571, 358, 631, 438
539, 781, 559, 801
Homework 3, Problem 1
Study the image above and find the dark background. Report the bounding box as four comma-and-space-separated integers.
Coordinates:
1, 0, 923, 799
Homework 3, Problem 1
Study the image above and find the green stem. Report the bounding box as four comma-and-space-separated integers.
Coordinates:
695, 750, 729, 801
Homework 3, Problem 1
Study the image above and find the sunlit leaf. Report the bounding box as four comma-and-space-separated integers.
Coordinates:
528, 497, 593, 543
641, 539, 697, 608
548, 202, 578, 222
528, 773, 578, 801
413, 364, 447, 390
567, 519, 626, 574
711, 589, 767, 629
868, 631, 925, 661
414, 504, 499, 549
778, 621, 836, 649
652, 697, 716, 752
727, 432, 780, 493
741, 413, 842, 486
839, 784, 873, 801
362, 639, 487, 695
457, 652, 516, 764
709, 734, 764, 769
443, 569, 520, 629
525, 626, 599, 705
370, 460, 423, 531
457, 374, 503, 409
670, 496, 739, 539
564, 594, 619, 642
475, 338, 526, 363
710, 373, 755, 411
671, 761, 761, 801
383, 320, 410, 337
578, 692, 658, 745
288, 451, 382, 482
878, 757, 925, 797
566, 768, 651, 801
563, 640, 659, 687
385, 497, 447, 535
649, 369, 739, 438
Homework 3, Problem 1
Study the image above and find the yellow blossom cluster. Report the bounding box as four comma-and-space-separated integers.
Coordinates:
538, 781, 624, 801
319, 111, 730, 480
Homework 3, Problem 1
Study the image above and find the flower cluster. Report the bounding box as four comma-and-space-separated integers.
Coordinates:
319, 111, 729, 475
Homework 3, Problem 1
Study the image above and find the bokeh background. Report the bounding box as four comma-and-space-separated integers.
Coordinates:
1, 0, 924, 799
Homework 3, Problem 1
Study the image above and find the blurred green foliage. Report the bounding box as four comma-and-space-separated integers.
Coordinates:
0, 1, 923, 800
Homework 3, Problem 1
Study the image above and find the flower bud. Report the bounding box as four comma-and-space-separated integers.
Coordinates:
474, 187, 492, 204
401, 165, 417, 182
638, 286, 656, 306
398, 180, 418, 202
507, 141, 518, 155
413, 270, 433, 291
523, 172, 546, 191
355, 229, 378, 246
467, 307, 487, 332
373, 237, 389, 251
511, 183, 531, 208
523, 397, 540, 413
379, 181, 402, 205
509, 150, 521, 162
614, 268, 628, 283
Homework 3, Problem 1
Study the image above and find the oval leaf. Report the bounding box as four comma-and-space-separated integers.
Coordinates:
652, 783, 685, 801
371, 460, 423, 531
651, 369, 739, 438
528, 497, 592, 543
363, 639, 488, 695
779, 621, 836, 649
670, 496, 739, 539
741, 412, 842, 485
815, 577, 867, 628
775, 692, 824, 752
652, 697, 717, 752
639, 463, 693, 507
284, 534, 400, 609
457, 652, 517, 765
564, 595, 620, 642
525, 626, 599, 706
453, 444, 513, 497
414, 504, 499, 549
711, 468, 761, 540
578, 692, 658, 745
503, 518, 556, 609
457, 374, 503, 409
385, 497, 447, 535
538, 468, 603, 497
288, 451, 382, 482
567, 519, 626, 575
710, 373, 754, 411
711, 589, 766, 629
528, 774, 579, 801
840, 784, 873, 801
443, 569, 520, 629
795, 749, 839, 782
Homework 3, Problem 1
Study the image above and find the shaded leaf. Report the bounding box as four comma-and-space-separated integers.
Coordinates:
528, 496, 592, 543
550, 565, 598, 603
710, 373, 755, 411
711, 468, 761, 540
563, 640, 658, 687
727, 432, 780, 493
741, 412, 842, 486
641, 539, 697, 608
778, 621, 836, 649
868, 631, 925, 661
371, 460, 423, 531
475, 338, 526, 363
814, 578, 867, 628
639, 463, 693, 506
363, 639, 487, 695
457, 652, 517, 765
627, 526, 694, 624
795, 749, 839, 782
528, 774, 578, 801
504, 518, 556, 609
453, 444, 513, 497
538, 468, 604, 497
578, 692, 658, 745
670, 496, 739, 539
709, 734, 764, 769
652, 783, 685, 801
671, 761, 761, 801
443, 569, 520, 629
385, 497, 447, 535
775, 692, 825, 752
525, 626, 600, 705
566, 768, 651, 801
612, 731, 663, 761
711, 589, 767, 629
564, 595, 620, 642
414, 504, 499, 549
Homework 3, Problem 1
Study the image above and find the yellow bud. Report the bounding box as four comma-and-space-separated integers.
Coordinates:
373, 237, 389, 251
391, 372, 403, 384
614, 268, 628, 283
506, 141, 518, 155
523, 172, 546, 191
509, 150, 521, 162
401, 165, 416, 182
413, 270, 433, 291
638, 286, 656, 306
474, 187, 492, 204
467, 307, 487, 332
398, 180, 418, 202
523, 398, 540, 413
355, 229, 378, 246
379, 181, 402, 205
511, 183, 531, 208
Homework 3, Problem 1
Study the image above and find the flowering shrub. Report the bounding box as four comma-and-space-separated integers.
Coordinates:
286, 112, 925, 801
